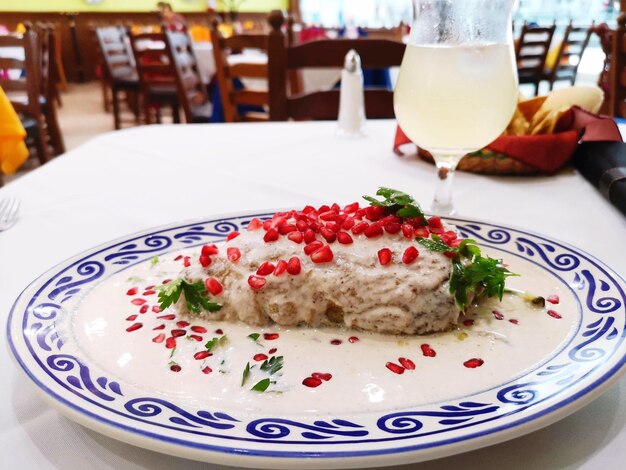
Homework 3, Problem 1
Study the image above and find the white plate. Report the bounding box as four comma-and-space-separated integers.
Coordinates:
7, 212, 626, 469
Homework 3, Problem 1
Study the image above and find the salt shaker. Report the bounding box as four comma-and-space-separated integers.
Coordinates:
336, 49, 366, 138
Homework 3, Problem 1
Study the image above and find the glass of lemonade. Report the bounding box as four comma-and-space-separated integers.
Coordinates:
394, 0, 518, 215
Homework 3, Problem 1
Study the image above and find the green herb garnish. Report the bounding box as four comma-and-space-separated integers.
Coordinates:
260, 355, 283, 375
247, 333, 261, 342
151, 256, 159, 266
251, 378, 271, 392
156, 278, 222, 314
363, 187, 425, 220
242, 362, 251, 386
205, 335, 228, 352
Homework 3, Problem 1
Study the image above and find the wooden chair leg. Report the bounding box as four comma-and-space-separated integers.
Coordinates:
34, 118, 51, 165
112, 88, 122, 130
143, 96, 153, 125
534, 81, 540, 96
46, 104, 65, 155
102, 80, 112, 113
172, 103, 180, 123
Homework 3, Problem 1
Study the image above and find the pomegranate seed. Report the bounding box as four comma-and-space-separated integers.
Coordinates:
319, 211, 337, 221
450, 239, 463, 248
274, 260, 288, 276
320, 228, 337, 243
174, 255, 183, 261
126, 288, 138, 296
304, 240, 324, 255
183, 256, 191, 267
189, 334, 203, 341
401, 223, 413, 238
386, 362, 405, 374
399, 357, 415, 370
430, 227, 445, 235
547, 310, 562, 319
330, 339, 342, 345
131, 298, 146, 306
302, 205, 316, 214
318, 204, 331, 213
253, 353, 268, 362
139, 304, 149, 314
428, 216, 443, 229
263, 333, 279, 340
143, 290, 156, 296
547, 295, 560, 304
342, 217, 356, 230
337, 231, 353, 244
327, 222, 342, 232
270, 216, 287, 229
171, 329, 186, 338
312, 372, 332, 381
191, 325, 207, 333
492, 310, 504, 320
351, 221, 369, 235
287, 256, 302, 275
215, 328, 224, 335
153, 324, 165, 330
194, 351, 212, 360
377, 248, 392, 266
288, 231, 304, 244
152, 333, 165, 343
311, 245, 334, 263
162, 279, 172, 284
157, 314, 176, 320
402, 246, 419, 264
263, 229, 279, 243
384, 223, 401, 234
414, 227, 429, 238
170, 364, 182, 372
509, 319, 519, 325
226, 231, 240, 241
348, 336, 359, 343
365, 206, 385, 221
248, 218, 262, 230
364, 224, 384, 238
248, 275, 266, 290
463, 319, 475, 326
464, 358, 484, 368
227, 247, 241, 262
302, 377, 322, 388
421, 344, 437, 357
202, 366, 212, 374
205, 277, 223, 296
199, 254, 212, 267
278, 224, 297, 235
126, 314, 138, 321
257, 261, 276, 276
126, 322, 142, 332
303, 229, 317, 244
262, 220, 272, 231
296, 219, 309, 232
343, 202, 359, 213
165, 337, 176, 349
268, 347, 277, 354
309, 221, 322, 232
201, 244, 219, 256
176, 321, 190, 327
331, 203, 340, 212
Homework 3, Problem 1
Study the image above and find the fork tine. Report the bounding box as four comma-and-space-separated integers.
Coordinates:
0, 198, 19, 228
5, 199, 19, 223
0, 198, 10, 217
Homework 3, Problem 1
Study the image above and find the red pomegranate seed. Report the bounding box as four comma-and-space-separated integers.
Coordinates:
463, 319, 475, 326
288, 231, 304, 244
262, 220, 272, 231
139, 304, 149, 314
309, 221, 322, 232
547, 295, 560, 304
414, 227, 430, 238
287, 256, 302, 275
183, 256, 191, 267
428, 216, 443, 229
384, 223, 401, 234
263, 333, 279, 340
312, 372, 332, 381
402, 246, 419, 264
337, 231, 353, 244
263, 229, 279, 243
303, 229, 317, 244
365, 206, 385, 221
547, 310, 562, 319
176, 321, 190, 327
202, 366, 212, 374
201, 244, 219, 256
226, 247, 241, 262
204, 277, 223, 296
157, 314, 176, 320
248, 218, 262, 230
248, 275, 266, 290
320, 228, 337, 243
226, 231, 240, 241
199, 254, 212, 267
377, 248, 392, 266
162, 279, 172, 284
153, 324, 165, 330
194, 351, 212, 360
170, 364, 182, 372
189, 334, 203, 342
318, 204, 331, 213
152, 333, 165, 343
398, 357, 415, 370
302, 205, 316, 214
348, 336, 359, 343
126, 288, 138, 296
342, 217, 356, 230
364, 223, 384, 238
464, 358, 484, 368
257, 261, 276, 276
304, 240, 324, 255
278, 224, 297, 235
296, 220, 309, 232
191, 325, 207, 333
509, 319, 519, 325
401, 223, 413, 239
421, 344, 437, 357
274, 260, 288, 276
253, 353, 268, 362
331, 203, 340, 212
174, 255, 183, 261
268, 347, 277, 354
492, 310, 504, 320
330, 339, 342, 345
327, 222, 342, 232
126, 314, 138, 321
386, 362, 405, 374
171, 329, 186, 338
126, 322, 142, 332
311, 245, 334, 264
215, 328, 224, 335
351, 221, 369, 235
165, 337, 176, 349
319, 211, 337, 221
302, 377, 322, 388
131, 298, 146, 306
343, 202, 359, 213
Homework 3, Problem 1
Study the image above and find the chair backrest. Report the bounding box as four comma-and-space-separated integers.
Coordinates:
128, 29, 176, 91
610, 13, 626, 117
267, 11, 406, 121
545, 21, 594, 83
0, 27, 42, 118
164, 28, 208, 122
515, 22, 556, 80
210, 19, 270, 123
36, 23, 58, 102
95, 25, 137, 82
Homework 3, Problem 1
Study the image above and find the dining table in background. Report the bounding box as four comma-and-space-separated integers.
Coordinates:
0, 120, 624, 469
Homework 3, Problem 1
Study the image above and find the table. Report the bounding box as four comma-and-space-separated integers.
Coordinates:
0, 120, 624, 469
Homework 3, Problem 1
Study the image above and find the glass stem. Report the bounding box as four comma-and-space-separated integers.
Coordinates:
431, 155, 461, 216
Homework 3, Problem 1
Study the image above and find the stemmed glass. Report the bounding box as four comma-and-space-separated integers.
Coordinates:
394, 0, 518, 215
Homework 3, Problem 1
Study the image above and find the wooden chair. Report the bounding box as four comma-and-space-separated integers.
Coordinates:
610, 13, 626, 117
163, 29, 212, 123
128, 29, 181, 124
543, 21, 594, 91
267, 11, 406, 121
515, 22, 556, 96
0, 28, 51, 165
210, 19, 270, 122
94, 25, 141, 129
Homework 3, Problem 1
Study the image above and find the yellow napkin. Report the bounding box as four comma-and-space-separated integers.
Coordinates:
0, 86, 29, 175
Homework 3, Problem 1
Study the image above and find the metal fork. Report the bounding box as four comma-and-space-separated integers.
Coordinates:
0, 198, 20, 231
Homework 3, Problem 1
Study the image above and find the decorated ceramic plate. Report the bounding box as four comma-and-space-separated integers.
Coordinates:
7, 211, 626, 469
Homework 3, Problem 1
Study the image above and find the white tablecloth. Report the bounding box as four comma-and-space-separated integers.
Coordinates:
0, 120, 624, 469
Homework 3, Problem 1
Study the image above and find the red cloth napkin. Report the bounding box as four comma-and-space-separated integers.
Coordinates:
393, 106, 623, 174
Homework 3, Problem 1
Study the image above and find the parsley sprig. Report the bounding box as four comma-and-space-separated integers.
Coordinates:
242, 355, 284, 393
156, 278, 222, 314
363, 187, 425, 220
